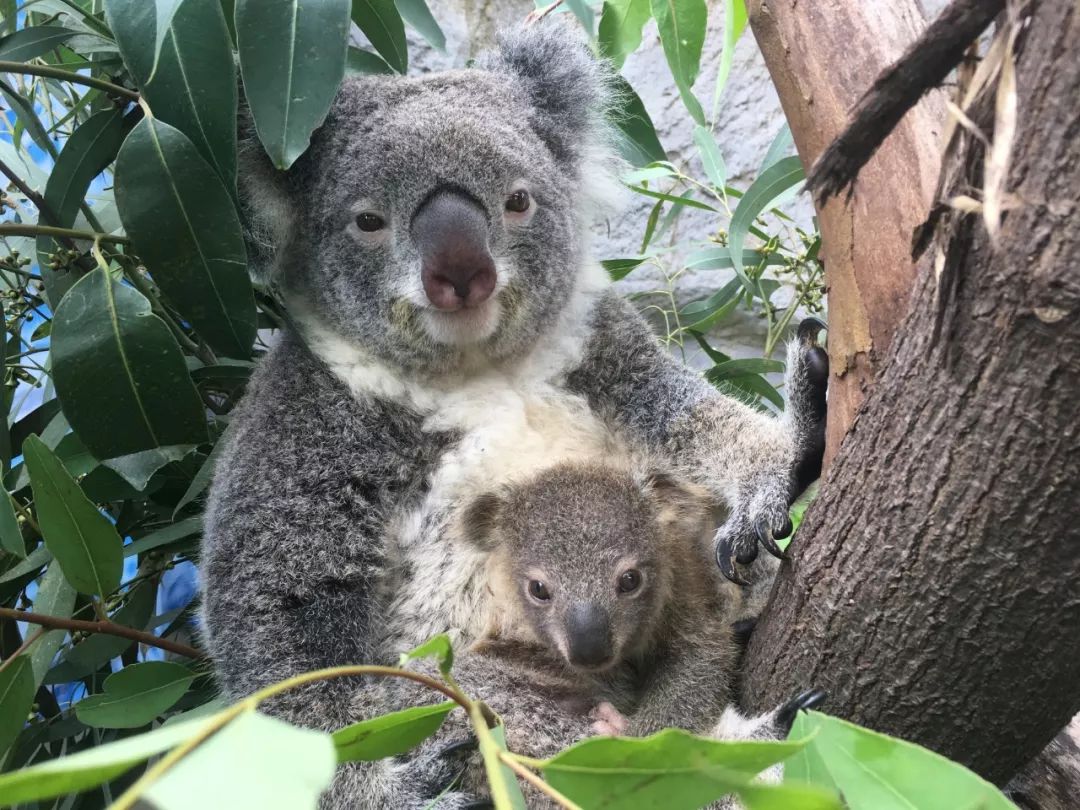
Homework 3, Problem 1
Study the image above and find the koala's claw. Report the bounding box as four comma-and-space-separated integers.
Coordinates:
438, 736, 479, 760
755, 516, 792, 560
461, 803, 495, 810
775, 689, 828, 735
797, 316, 827, 345
715, 535, 751, 586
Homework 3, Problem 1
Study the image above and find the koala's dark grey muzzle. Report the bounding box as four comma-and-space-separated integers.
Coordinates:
565, 603, 613, 668
410, 190, 497, 312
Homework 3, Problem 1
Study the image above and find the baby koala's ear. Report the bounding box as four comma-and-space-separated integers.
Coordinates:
455, 491, 505, 552
639, 470, 713, 540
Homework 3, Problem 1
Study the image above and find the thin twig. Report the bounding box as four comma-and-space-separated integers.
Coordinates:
0, 61, 138, 102
0, 158, 78, 252
0, 223, 129, 244
0, 607, 204, 660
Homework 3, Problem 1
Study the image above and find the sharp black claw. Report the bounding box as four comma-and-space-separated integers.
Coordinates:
797, 317, 827, 345
754, 517, 790, 560
735, 544, 759, 565
716, 536, 750, 586
438, 737, 479, 760
775, 689, 829, 734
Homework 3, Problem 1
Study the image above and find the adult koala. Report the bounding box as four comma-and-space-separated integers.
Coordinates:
201, 25, 827, 808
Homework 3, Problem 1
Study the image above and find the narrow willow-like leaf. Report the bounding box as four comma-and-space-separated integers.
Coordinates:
346, 46, 394, 75
759, 123, 794, 173
26, 561, 76, 686
114, 117, 255, 358
650, 0, 707, 125
729, 156, 805, 280
0, 26, 76, 61
0, 656, 34, 762
0, 490, 24, 558
237, 0, 351, 169
51, 268, 209, 459
23, 434, 124, 597
710, 0, 747, 124
609, 75, 666, 167
352, 0, 408, 73
597, 0, 650, 69
334, 702, 456, 763
399, 633, 454, 676
693, 124, 727, 189
393, 0, 444, 52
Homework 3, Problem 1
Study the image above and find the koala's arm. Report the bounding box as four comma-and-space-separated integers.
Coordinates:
566, 290, 828, 575
201, 336, 476, 809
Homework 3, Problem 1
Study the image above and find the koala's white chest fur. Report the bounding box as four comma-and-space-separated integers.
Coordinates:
300, 268, 621, 653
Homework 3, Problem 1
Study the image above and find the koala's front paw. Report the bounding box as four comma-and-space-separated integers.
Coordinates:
589, 701, 628, 736
714, 506, 792, 584
772, 689, 828, 737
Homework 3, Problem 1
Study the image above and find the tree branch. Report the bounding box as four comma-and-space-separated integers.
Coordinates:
0, 607, 204, 660
806, 0, 1005, 203
0, 223, 130, 245
0, 61, 138, 102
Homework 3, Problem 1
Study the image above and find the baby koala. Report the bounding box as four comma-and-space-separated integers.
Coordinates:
459, 458, 748, 738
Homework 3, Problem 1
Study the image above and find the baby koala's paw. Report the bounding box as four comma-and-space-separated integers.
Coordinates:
589, 701, 628, 736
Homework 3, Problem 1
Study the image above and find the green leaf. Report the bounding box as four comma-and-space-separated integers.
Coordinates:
23, 434, 123, 597
399, 633, 454, 677
394, 0, 444, 51
717, 373, 785, 411
685, 247, 785, 273
0, 79, 57, 159
45, 581, 157, 684
602, 257, 647, 282
352, 0, 407, 74
476, 718, 526, 810
148, 0, 187, 79
35, 108, 126, 306
0, 26, 76, 61
76, 661, 197, 729
346, 46, 394, 75
26, 560, 76, 686
123, 515, 202, 557
0, 490, 24, 558
0, 544, 51, 586
760, 123, 794, 173
563, 0, 595, 30
541, 729, 812, 810
142, 711, 337, 809
650, 0, 707, 125
115, 117, 255, 357
0, 656, 34, 763
237, 0, 351, 169
710, 0, 747, 122
729, 156, 805, 279
173, 437, 225, 517
0, 710, 219, 804
707, 358, 785, 380
693, 124, 727, 189
787, 711, 1012, 810
609, 75, 666, 167
105, 0, 238, 189
51, 268, 208, 459
639, 198, 663, 253
102, 445, 195, 491
628, 185, 716, 212
622, 164, 677, 185
679, 278, 741, 330
334, 701, 456, 763
597, 0, 650, 69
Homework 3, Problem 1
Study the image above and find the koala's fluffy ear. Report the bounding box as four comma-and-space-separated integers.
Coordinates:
236, 101, 296, 287
456, 491, 505, 552
484, 25, 616, 167
639, 470, 713, 541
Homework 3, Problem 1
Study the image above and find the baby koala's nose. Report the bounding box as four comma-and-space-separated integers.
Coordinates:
566, 603, 613, 668
411, 190, 497, 311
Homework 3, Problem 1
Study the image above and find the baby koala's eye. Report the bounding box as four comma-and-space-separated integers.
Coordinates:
505, 190, 530, 213
355, 212, 386, 232
528, 579, 551, 602
617, 570, 642, 594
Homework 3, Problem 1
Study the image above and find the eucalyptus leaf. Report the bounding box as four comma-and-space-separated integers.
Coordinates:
76, 661, 198, 729
0, 26, 76, 61
729, 156, 805, 280
0, 656, 34, 763
352, 0, 408, 73
601, 257, 647, 282
334, 701, 456, 763
124, 515, 202, 557
102, 445, 196, 491
476, 720, 526, 810
760, 123, 794, 173
26, 561, 76, 686
609, 75, 666, 167
393, 0, 444, 52
0, 490, 25, 558
650, 0, 707, 125
236, 0, 350, 169
787, 711, 1012, 810
710, 0, 747, 122
23, 434, 123, 597
693, 125, 727, 189
51, 268, 209, 459
346, 46, 394, 75
399, 633, 453, 676
114, 117, 255, 358
148, 0, 186, 80
597, 0, 650, 69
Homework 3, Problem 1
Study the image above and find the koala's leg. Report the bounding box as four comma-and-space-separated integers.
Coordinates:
566, 292, 828, 583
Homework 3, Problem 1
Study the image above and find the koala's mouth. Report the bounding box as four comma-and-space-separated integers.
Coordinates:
417, 296, 503, 347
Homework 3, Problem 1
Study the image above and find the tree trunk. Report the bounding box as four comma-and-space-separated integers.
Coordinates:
743, 0, 1080, 786
748, 0, 945, 465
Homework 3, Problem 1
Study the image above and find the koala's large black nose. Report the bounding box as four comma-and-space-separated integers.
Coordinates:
411, 190, 497, 311
565, 603, 613, 668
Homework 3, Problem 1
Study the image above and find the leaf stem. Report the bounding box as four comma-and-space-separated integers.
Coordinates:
0, 607, 204, 660
498, 751, 581, 809
0, 61, 138, 102
0, 223, 130, 245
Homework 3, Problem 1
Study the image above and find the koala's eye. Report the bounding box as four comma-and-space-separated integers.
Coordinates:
528, 580, 551, 602
505, 190, 530, 214
617, 570, 642, 594
355, 212, 386, 232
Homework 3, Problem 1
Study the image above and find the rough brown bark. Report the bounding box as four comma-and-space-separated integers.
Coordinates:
743, 0, 1080, 786
748, 0, 945, 465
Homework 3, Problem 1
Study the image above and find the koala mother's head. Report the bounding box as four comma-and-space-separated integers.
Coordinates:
243, 27, 623, 373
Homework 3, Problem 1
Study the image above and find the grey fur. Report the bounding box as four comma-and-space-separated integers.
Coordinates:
202, 25, 826, 808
